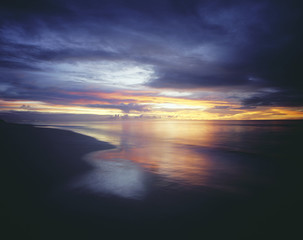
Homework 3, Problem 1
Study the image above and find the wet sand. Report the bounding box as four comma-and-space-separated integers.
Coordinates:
0, 120, 115, 239
1, 120, 302, 240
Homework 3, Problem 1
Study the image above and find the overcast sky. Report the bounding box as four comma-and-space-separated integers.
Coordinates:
1, 0, 303, 120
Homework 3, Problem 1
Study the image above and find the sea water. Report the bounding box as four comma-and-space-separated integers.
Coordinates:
37, 120, 302, 199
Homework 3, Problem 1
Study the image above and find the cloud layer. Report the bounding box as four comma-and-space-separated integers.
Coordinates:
1, 0, 303, 118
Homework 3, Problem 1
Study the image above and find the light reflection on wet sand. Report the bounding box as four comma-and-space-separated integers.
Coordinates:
90, 145, 213, 187
73, 156, 148, 199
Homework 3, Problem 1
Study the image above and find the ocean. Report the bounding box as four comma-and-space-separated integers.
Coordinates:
38, 120, 302, 192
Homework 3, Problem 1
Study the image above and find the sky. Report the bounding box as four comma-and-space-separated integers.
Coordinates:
1, 0, 303, 121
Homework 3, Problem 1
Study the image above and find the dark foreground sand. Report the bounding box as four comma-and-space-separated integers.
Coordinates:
1, 120, 302, 240
1, 120, 115, 239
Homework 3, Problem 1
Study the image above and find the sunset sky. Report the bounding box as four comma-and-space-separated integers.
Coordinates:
1, 0, 303, 120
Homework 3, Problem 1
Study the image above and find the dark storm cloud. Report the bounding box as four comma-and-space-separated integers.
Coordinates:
0, 0, 303, 107
242, 90, 303, 107
149, 64, 248, 89
0, 59, 40, 70
0, 77, 122, 105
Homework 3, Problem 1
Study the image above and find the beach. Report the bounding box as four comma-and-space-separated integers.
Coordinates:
1, 120, 302, 240
1, 120, 115, 239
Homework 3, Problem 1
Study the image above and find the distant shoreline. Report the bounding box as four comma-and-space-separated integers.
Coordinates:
1, 112, 303, 125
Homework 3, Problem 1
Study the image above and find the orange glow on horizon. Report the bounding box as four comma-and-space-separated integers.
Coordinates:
1, 91, 303, 120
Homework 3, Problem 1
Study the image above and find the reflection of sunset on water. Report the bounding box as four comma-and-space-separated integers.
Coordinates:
79, 121, 248, 188
91, 145, 213, 186
44, 120, 289, 193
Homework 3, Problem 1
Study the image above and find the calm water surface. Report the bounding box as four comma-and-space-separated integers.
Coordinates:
38, 120, 302, 199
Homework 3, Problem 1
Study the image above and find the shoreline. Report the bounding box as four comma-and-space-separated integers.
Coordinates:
1, 119, 116, 188
0, 120, 116, 239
